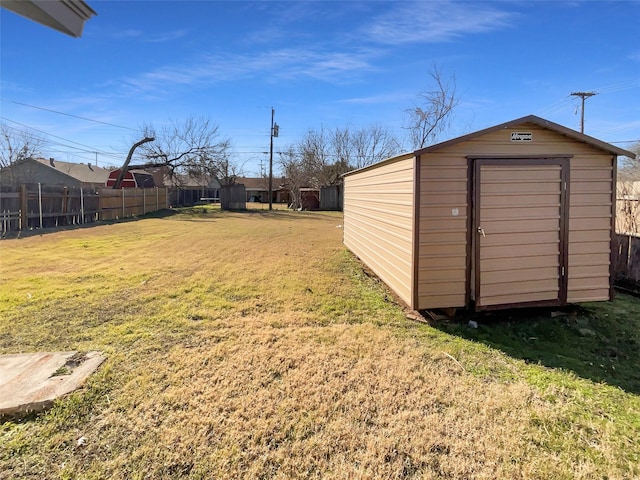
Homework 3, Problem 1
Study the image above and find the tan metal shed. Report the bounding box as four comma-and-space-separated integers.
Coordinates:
343, 115, 636, 311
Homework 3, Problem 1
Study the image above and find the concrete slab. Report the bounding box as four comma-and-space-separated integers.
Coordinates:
0, 351, 106, 417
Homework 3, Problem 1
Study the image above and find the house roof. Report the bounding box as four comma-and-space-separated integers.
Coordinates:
163, 173, 221, 189
236, 177, 288, 191
28, 157, 111, 184
415, 114, 636, 158
1, 0, 96, 38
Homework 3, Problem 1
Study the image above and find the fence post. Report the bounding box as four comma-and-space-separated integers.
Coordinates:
20, 184, 27, 230
122, 188, 125, 218
38, 183, 43, 229
143, 188, 146, 214
62, 186, 69, 226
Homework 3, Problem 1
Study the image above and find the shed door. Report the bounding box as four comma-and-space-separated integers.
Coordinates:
473, 159, 568, 309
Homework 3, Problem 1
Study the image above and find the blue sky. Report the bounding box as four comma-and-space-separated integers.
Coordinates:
1, 0, 639, 175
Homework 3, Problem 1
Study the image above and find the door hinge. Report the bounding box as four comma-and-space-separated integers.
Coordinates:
561, 266, 565, 276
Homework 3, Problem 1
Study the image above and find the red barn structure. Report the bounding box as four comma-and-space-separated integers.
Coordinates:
106, 169, 155, 189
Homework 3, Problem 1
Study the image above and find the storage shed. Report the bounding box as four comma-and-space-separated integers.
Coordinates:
106, 169, 155, 188
343, 115, 636, 311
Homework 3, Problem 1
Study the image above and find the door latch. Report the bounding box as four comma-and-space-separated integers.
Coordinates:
477, 227, 486, 237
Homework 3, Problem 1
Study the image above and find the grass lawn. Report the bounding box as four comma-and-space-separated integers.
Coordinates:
1, 206, 638, 479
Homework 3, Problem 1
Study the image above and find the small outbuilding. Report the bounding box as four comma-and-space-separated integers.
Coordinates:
343, 115, 636, 311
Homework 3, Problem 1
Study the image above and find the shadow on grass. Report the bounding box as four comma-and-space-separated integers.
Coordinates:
2, 207, 342, 237
1, 209, 179, 240
170, 205, 342, 222
430, 292, 640, 394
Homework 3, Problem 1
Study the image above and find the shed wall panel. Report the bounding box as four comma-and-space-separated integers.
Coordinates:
567, 153, 614, 303
343, 156, 415, 306
417, 155, 468, 309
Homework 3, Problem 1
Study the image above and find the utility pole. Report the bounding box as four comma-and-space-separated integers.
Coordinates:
268, 108, 279, 211
570, 91, 596, 133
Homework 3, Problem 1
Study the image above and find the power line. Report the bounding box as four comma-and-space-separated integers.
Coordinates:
0, 117, 127, 168
5, 100, 141, 132
591, 79, 639, 94
0, 116, 121, 156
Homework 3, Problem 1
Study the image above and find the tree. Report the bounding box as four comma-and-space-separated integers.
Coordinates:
279, 145, 307, 209
298, 127, 332, 187
298, 125, 401, 183
278, 124, 401, 208
0, 123, 47, 168
616, 142, 640, 234
136, 117, 234, 184
350, 125, 401, 169
618, 142, 640, 180
405, 65, 458, 150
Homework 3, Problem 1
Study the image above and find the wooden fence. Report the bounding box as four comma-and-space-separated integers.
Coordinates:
99, 187, 168, 220
320, 184, 343, 211
170, 187, 220, 207
613, 233, 640, 284
0, 184, 168, 234
221, 184, 246, 210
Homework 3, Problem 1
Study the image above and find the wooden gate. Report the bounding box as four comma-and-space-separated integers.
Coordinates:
473, 158, 569, 309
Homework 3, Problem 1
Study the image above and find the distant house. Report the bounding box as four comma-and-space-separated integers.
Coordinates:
164, 173, 221, 206
236, 176, 290, 204
0, 157, 111, 188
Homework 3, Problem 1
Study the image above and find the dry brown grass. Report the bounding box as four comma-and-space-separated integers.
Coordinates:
1, 207, 638, 479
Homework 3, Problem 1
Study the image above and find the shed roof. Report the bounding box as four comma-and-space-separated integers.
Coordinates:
341, 152, 415, 178
416, 114, 635, 158
344, 115, 635, 179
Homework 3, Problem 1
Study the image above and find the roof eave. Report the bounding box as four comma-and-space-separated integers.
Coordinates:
414, 114, 636, 159
2, 0, 96, 38
342, 152, 415, 178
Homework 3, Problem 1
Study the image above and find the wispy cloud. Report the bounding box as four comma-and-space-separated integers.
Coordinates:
145, 29, 189, 43
339, 91, 414, 105
593, 119, 640, 137
0, 80, 33, 96
110, 29, 143, 40
364, 1, 516, 45
106, 28, 189, 43
107, 47, 383, 97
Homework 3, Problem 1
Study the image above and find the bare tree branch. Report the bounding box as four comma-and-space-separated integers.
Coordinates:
405, 65, 459, 150
279, 124, 401, 208
135, 116, 234, 185
351, 125, 401, 169
0, 124, 48, 168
